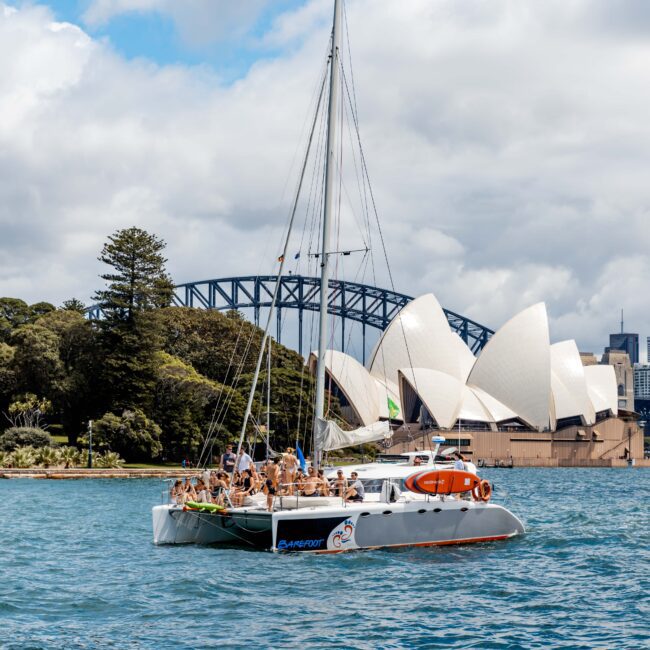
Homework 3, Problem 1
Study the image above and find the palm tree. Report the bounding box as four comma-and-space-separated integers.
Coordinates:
59, 446, 80, 468
36, 446, 60, 468
10, 446, 36, 468
96, 451, 124, 468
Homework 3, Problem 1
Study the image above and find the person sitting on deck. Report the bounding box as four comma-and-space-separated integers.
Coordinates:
170, 479, 183, 504
332, 469, 347, 497
345, 472, 365, 502
183, 477, 196, 503
295, 468, 306, 495
317, 469, 330, 496
302, 467, 321, 496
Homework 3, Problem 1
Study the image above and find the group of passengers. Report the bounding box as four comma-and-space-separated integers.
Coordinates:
170, 443, 365, 511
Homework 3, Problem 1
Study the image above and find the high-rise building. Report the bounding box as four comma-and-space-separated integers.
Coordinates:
647, 336, 650, 363
634, 364, 650, 400
609, 333, 639, 364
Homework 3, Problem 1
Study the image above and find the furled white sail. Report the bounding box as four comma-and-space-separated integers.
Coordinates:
314, 418, 391, 452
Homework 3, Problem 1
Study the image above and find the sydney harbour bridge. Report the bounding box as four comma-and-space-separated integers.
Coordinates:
87, 275, 493, 362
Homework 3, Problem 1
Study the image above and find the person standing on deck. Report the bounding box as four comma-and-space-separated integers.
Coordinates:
237, 448, 254, 474
220, 445, 236, 473
266, 457, 280, 489
283, 447, 298, 490
454, 452, 466, 470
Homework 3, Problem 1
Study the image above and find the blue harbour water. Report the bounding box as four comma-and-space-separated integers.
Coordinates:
1, 468, 648, 649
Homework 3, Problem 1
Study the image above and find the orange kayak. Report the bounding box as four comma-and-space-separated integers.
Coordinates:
404, 469, 480, 495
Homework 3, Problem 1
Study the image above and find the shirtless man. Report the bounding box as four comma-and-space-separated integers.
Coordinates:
332, 469, 347, 497
317, 469, 330, 496
266, 458, 280, 490
302, 467, 321, 496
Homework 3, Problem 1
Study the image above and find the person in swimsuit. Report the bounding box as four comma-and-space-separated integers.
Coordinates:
283, 448, 299, 492
332, 469, 347, 497
266, 458, 280, 490
170, 479, 183, 504
263, 478, 276, 512
302, 467, 321, 496
317, 469, 330, 496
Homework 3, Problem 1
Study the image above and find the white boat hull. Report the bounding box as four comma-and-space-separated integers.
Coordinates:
271, 499, 525, 553
152, 504, 272, 547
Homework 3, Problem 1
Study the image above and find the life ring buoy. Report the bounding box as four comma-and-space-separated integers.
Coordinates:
478, 479, 491, 502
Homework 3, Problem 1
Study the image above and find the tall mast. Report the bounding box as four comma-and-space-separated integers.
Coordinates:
313, 0, 342, 467
266, 336, 271, 463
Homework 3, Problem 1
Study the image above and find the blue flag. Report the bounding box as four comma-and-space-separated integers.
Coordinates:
296, 443, 307, 472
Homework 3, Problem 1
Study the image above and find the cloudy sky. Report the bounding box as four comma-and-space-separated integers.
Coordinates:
1, 0, 649, 358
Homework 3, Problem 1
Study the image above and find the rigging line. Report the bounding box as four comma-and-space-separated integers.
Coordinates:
291, 61, 329, 266
342, 1, 374, 253
232, 48, 329, 479
339, 59, 422, 416
199, 315, 268, 466
200, 307, 251, 449
277, 49, 331, 215
340, 78, 370, 250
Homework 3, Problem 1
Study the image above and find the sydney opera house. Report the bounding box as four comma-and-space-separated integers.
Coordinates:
312, 294, 643, 466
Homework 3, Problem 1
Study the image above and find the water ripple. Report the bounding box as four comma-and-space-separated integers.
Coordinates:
0, 469, 648, 648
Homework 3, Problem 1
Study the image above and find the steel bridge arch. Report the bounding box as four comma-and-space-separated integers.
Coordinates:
164, 275, 493, 360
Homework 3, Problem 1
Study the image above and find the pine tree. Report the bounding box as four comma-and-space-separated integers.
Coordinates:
94, 227, 173, 413
94, 227, 173, 320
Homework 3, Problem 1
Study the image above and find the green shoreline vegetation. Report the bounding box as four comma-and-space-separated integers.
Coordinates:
0, 227, 332, 470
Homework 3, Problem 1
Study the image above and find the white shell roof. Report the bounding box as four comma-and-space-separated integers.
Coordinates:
469, 385, 517, 422
584, 365, 618, 416
398, 368, 464, 430
467, 302, 551, 431
368, 294, 475, 383
458, 386, 495, 423
309, 295, 617, 435
309, 350, 380, 426
550, 340, 596, 425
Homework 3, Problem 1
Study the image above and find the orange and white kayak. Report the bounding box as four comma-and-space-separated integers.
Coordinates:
404, 469, 480, 495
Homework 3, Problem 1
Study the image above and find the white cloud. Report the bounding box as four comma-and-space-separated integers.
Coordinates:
83, 0, 268, 46
1, 0, 650, 356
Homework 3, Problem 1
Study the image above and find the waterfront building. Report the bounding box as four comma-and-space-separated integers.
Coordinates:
609, 332, 639, 364
312, 293, 643, 465
601, 349, 634, 411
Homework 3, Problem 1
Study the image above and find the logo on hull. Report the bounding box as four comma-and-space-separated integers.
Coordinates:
326, 517, 358, 551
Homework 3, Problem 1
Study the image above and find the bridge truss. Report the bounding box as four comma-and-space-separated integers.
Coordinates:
168, 275, 493, 361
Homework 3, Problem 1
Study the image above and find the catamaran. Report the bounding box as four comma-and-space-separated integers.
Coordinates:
152, 0, 524, 552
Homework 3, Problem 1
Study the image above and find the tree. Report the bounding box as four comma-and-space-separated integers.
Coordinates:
94, 227, 173, 321
5, 394, 52, 429
12, 326, 64, 398
153, 352, 246, 460
61, 298, 86, 314
38, 310, 103, 445
92, 409, 162, 461
93, 228, 174, 414
0, 298, 31, 342
28, 302, 56, 322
